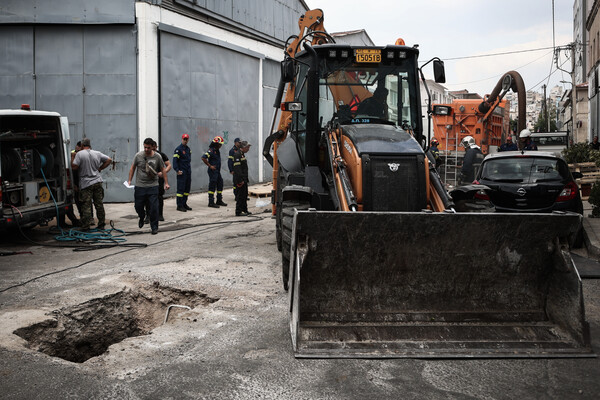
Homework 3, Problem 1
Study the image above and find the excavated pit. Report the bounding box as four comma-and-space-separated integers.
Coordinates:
13, 282, 218, 363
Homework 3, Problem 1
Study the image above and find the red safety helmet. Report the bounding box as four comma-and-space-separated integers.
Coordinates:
182, 133, 190, 139
212, 136, 224, 144
430, 138, 439, 146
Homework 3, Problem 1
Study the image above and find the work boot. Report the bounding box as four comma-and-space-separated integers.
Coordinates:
216, 200, 227, 207
159, 215, 165, 221
184, 204, 193, 211
138, 217, 144, 228
177, 206, 187, 212
208, 203, 220, 208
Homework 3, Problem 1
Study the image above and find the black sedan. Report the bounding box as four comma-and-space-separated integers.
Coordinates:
473, 151, 583, 214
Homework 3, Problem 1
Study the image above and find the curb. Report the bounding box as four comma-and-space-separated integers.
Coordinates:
583, 218, 600, 260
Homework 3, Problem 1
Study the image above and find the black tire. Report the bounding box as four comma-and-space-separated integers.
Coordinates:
281, 200, 310, 291
275, 205, 282, 252
275, 167, 286, 252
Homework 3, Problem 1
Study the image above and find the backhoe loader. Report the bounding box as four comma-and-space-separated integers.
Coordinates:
262, 9, 592, 358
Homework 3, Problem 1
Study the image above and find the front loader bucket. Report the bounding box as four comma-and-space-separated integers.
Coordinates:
288, 211, 594, 358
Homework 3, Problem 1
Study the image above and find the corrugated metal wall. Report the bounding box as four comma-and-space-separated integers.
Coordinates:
0, 25, 137, 202
168, 0, 306, 44
262, 58, 281, 180
0, 0, 135, 24
159, 30, 260, 192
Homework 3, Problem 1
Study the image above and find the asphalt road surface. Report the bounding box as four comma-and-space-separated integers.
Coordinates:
0, 191, 599, 399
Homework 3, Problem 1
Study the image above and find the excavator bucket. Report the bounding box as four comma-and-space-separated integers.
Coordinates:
288, 211, 594, 358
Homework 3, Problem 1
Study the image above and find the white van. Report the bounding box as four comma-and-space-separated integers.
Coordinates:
530, 132, 568, 156
0, 106, 73, 230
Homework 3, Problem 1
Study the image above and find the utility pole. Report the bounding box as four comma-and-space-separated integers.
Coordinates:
542, 84, 549, 132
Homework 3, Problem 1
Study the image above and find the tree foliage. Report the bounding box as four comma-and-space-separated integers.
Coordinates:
561, 142, 597, 163
534, 103, 558, 132
563, 142, 600, 216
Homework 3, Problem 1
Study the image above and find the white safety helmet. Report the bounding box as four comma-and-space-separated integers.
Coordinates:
519, 129, 531, 139
460, 136, 475, 148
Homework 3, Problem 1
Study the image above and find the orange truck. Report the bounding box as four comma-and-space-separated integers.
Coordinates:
430, 71, 526, 155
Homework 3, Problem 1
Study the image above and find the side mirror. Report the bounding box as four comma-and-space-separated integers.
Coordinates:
281, 102, 303, 112
572, 171, 583, 179
433, 59, 446, 84
281, 59, 295, 83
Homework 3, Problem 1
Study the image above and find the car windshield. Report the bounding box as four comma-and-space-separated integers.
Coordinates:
480, 157, 569, 183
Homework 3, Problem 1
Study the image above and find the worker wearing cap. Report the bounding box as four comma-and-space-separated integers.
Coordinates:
202, 136, 228, 208
228, 137, 242, 174
499, 135, 518, 152
228, 137, 242, 198
173, 133, 192, 212
232, 141, 252, 216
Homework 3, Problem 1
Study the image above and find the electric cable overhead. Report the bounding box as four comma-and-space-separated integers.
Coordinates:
426, 45, 560, 62
444, 50, 553, 87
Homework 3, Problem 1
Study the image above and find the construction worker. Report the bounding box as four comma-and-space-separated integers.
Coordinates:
356, 85, 389, 119
519, 129, 537, 151
128, 138, 170, 235
202, 136, 228, 208
459, 135, 483, 185
232, 141, 252, 216
429, 138, 442, 168
173, 133, 192, 212
499, 135, 518, 152
228, 137, 242, 174
71, 138, 112, 230
228, 137, 242, 199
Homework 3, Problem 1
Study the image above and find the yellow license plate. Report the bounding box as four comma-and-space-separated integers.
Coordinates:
355, 49, 381, 63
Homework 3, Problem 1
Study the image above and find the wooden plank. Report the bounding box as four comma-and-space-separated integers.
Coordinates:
248, 183, 273, 198
569, 162, 600, 174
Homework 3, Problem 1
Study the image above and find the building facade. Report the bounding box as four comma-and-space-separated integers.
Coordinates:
587, 0, 600, 142
0, 0, 308, 201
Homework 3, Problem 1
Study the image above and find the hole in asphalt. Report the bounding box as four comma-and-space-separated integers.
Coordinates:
13, 282, 218, 363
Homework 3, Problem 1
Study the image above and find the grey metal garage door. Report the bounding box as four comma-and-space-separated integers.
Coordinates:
0, 25, 137, 202
159, 31, 260, 194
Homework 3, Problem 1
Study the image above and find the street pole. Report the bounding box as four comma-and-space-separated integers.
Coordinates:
543, 84, 549, 132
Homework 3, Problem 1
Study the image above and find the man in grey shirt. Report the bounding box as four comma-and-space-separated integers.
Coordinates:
128, 138, 170, 234
71, 138, 112, 230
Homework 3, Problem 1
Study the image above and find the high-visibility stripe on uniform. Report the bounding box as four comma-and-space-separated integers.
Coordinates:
208, 191, 215, 194
233, 162, 241, 166
184, 192, 189, 196
176, 193, 183, 197
173, 154, 180, 158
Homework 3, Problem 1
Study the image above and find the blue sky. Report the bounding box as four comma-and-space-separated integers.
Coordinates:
304, 0, 574, 96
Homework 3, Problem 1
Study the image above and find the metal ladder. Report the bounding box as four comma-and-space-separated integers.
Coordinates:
443, 132, 459, 187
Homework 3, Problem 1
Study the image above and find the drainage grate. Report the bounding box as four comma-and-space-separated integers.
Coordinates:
14, 283, 218, 363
